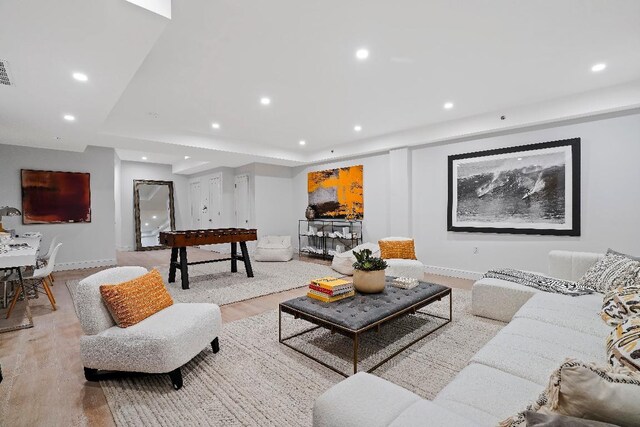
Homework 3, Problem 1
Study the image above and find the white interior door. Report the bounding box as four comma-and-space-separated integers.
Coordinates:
234, 175, 250, 228
208, 175, 222, 228
190, 181, 202, 229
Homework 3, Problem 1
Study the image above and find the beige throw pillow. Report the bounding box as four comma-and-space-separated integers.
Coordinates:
500, 359, 640, 427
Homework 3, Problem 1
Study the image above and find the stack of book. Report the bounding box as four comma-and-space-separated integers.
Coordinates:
307, 277, 355, 303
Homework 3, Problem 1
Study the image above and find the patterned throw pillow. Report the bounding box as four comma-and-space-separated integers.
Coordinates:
576, 252, 640, 293
601, 285, 640, 326
499, 359, 640, 427
607, 316, 640, 372
378, 238, 417, 260
100, 269, 173, 328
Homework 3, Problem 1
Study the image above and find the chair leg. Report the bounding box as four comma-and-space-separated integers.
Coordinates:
41, 278, 56, 310
5, 284, 23, 319
49, 273, 54, 285
84, 367, 98, 381
169, 368, 183, 390
211, 337, 220, 353
44, 277, 56, 305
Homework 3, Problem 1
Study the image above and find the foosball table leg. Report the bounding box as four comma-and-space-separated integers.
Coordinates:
230, 242, 238, 273
179, 247, 189, 289
168, 248, 178, 283
240, 242, 254, 278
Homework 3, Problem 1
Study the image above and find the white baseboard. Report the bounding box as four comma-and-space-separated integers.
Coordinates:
54, 258, 117, 272
424, 265, 483, 281
117, 246, 134, 251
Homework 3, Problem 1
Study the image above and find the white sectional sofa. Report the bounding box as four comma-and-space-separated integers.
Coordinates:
313, 251, 607, 427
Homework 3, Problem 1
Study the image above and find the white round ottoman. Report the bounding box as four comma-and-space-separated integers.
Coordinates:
385, 259, 425, 280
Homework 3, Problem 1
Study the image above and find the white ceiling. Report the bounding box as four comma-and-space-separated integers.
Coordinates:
2, 0, 640, 174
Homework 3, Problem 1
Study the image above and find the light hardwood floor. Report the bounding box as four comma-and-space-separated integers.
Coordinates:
0, 249, 472, 426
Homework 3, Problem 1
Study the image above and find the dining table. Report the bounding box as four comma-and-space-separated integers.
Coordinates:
0, 233, 42, 314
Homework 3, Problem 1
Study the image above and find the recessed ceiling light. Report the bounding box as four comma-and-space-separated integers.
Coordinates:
72, 72, 88, 82
591, 63, 606, 72
144, 222, 149, 226
141, 156, 147, 160
184, 155, 190, 160
517, 157, 523, 161
354, 125, 362, 132
211, 122, 220, 129
355, 48, 369, 60
444, 102, 454, 110
299, 140, 306, 146
260, 97, 271, 105
152, 215, 157, 219
63, 114, 75, 121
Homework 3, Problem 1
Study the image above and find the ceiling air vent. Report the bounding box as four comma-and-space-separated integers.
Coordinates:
0, 60, 12, 86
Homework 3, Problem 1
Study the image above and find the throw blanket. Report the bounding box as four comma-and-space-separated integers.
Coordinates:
483, 268, 593, 296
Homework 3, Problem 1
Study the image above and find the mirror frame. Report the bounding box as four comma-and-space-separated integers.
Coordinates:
134, 179, 176, 251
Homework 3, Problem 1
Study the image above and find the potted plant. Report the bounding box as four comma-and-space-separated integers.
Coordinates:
352, 249, 387, 293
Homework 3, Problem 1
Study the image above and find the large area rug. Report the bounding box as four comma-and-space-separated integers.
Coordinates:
96, 288, 504, 426
156, 260, 335, 306
0, 298, 33, 334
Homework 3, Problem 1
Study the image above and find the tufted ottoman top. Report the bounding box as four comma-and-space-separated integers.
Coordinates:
281, 279, 450, 331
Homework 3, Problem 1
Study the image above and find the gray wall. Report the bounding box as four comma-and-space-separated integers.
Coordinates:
0, 145, 117, 269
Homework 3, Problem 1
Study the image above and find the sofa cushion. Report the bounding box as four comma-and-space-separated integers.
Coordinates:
513, 293, 609, 338
472, 278, 541, 322
75, 266, 149, 335
80, 302, 221, 373
471, 318, 604, 385
434, 363, 543, 425
388, 400, 480, 427
100, 269, 173, 328
313, 372, 420, 427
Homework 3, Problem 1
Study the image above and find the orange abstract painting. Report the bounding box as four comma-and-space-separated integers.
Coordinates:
308, 165, 363, 219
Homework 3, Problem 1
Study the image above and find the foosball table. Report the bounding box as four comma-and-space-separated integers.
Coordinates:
159, 228, 258, 290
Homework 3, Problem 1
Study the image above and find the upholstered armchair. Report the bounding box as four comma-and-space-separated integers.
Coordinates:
73, 266, 222, 389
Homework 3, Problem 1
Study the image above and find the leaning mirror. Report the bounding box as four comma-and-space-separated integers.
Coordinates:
134, 180, 176, 251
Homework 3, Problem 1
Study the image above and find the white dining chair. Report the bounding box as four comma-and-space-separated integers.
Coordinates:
6, 243, 62, 319
38, 236, 59, 284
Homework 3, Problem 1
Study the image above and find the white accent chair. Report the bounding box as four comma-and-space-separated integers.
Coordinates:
331, 242, 381, 275
38, 235, 59, 284
380, 237, 425, 280
73, 267, 222, 390
6, 243, 62, 319
471, 250, 603, 322
254, 235, 294, 262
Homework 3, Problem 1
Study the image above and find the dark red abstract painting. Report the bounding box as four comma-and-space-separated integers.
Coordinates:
21, 170, 91, 224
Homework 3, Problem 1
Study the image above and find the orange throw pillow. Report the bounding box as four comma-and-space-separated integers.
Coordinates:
100, 269, 173, 328
378, 239, 417, 260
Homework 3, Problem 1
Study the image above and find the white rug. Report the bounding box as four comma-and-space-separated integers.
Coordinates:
155, 259, 335, 306
97, 288, 504, 426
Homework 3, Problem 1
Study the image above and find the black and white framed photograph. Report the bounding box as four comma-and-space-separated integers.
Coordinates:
447, 138, 581, 236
